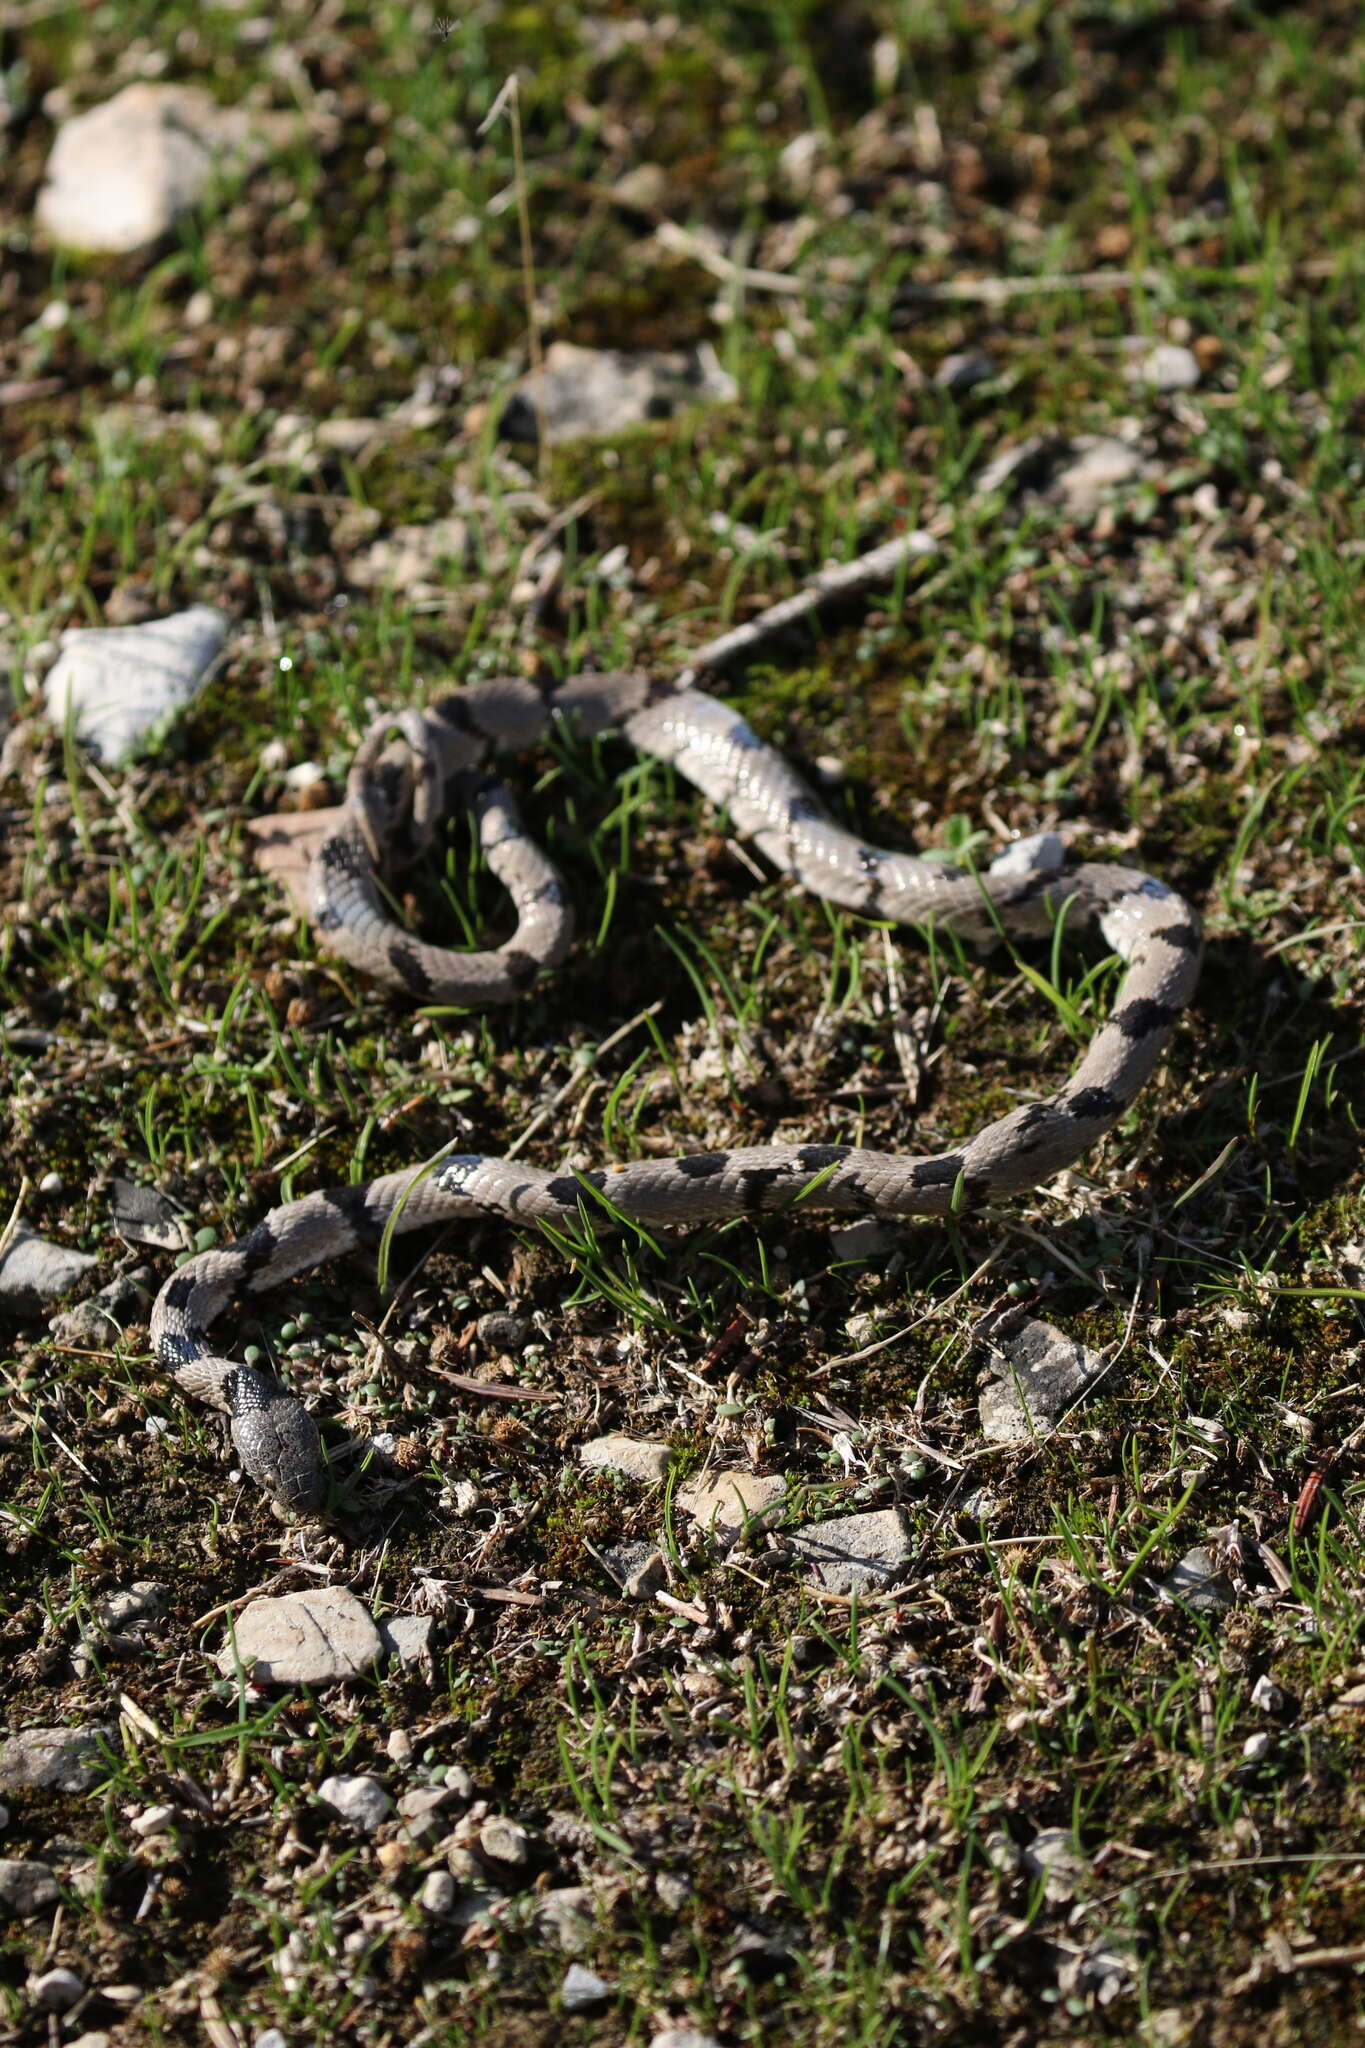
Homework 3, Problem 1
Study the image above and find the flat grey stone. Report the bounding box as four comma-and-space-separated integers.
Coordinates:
533, 1885, 595, 1953
1023, 1828, 1090, 1902
473, 1310, 530, 1353
43, 605, 226, 764
978, 1315, 1106, 1443
217, 1587, 382, 1685
977, 433, 1154, 518
1161, 1545, 1236, 1615
593, 1540, 666, 1597
936, 349, 996, 393
108, 1177, 190, 1253
379, 1614, 435, 1670
502, 341, 736, 445
827, 1219, 903, 1261
561, 1962, 611, 2013
397, 1784, 460, 1837
788, 1508, 912, 1594
49, 1268, 152, 1347
0, 1724, 114, 1794
36, 84, 284, 254
317, 1775, 392, 1833
0, 1226, 97, 1307
677, 1470, 789, 1533
0, 1860, 59, 1915
94, 1581, 167, 1632
579, 1434, 673, 1483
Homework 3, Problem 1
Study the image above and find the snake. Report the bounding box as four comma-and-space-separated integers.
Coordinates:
150, 543, 1202, 1511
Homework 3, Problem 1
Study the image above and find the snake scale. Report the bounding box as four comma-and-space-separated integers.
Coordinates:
151, 540, 1202, 1510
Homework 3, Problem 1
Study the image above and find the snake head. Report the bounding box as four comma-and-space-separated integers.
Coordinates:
230, 1391, 326, 1512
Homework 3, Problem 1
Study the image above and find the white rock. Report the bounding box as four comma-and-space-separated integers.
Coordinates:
0, 1225, 97, 1305
43, 606, 227, 764
37, 84, 280, 255
31, 1968, 84, 2012
987, 831, 1065, 880
1251, 1673, 1286, 1715
1242, 1731, 1271, 1762
788, 1508, 912, 1594
128, 1805, 175, 1842
419, 1869, 456, 1916
479, 1816, 531, 1868
217, 1587, 383, 1685
579, 1434, 673, 1483
503, 341, 736, 445
1127, 340, 1200, 393
651, 2033, 722, 2048
0, 1723, 113, 1793
317, 1775, 392, 1833
978, 1314, 1107, 1443
677, 1470, 789, 1532
561, 1962, 611, 2013
0, 1860, 59, 1916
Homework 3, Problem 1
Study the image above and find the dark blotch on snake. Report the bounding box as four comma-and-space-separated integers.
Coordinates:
387, 939, 434, 997
675, 1153, 727, 1179
160, 1271, 199, 1315
1112, 997, 1177, 1040
544, 1172, 607, 1208
501, 950, 539, 992
738, 1166, 786, 1209
1064, 1085, 1121, 1121
318, 834, 361, 876
236, 1220, 282, 1283
320, 1185, 387, 1248
1156, 921, 1201, 952
797, 1145, 851, 1173
909, 1154, 966, 1188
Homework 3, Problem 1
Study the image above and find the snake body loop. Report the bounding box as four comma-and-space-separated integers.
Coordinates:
152, 644, 1200, 1509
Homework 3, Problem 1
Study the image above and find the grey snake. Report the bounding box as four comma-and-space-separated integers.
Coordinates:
150, 538, 1202, 1509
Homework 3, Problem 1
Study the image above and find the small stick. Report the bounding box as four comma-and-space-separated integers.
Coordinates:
679, 530, 938, 686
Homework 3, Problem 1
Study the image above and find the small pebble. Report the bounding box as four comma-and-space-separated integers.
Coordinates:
129, 1803, 176, 1837
561, 1962, 611, 2013
38, 1172, 63, 1194
1242, 1731, 1272, 1762
317, 1775, 392, 1833
419, 1868, 456, 1916
32, 1968, 84, 2012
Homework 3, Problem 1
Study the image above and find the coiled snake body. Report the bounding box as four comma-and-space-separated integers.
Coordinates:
152, 548, 1201, 1509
